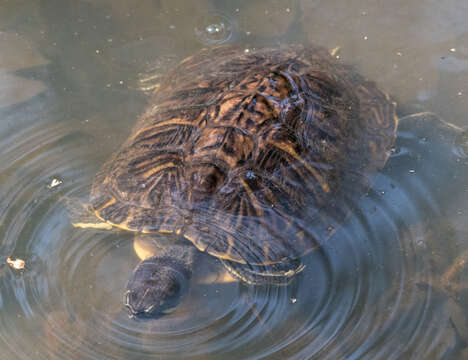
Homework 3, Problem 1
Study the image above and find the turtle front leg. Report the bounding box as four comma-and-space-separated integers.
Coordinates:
125, 238, 195, 318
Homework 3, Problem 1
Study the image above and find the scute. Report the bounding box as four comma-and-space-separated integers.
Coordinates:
90, 44, 398, 267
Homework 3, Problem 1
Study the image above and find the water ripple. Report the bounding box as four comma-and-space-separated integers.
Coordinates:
0, 112, 467, 359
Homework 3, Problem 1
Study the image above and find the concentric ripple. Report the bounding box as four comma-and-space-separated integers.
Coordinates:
1, 107, 467, 359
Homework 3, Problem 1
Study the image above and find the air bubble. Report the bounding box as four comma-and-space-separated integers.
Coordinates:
194, 11, 233, 45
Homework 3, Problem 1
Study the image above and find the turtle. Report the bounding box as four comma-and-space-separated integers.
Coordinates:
70, 44, 401, 318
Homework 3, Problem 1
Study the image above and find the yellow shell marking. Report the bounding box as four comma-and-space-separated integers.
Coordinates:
142, 162, 176, 179
71, 221, 113, 230
99, 197, 116, 209
153, 119, 194, 128
239, 179, 264, 216
271, 141, 331, 193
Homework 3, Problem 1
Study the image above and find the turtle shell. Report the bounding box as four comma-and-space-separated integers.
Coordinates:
90, 44, 397, 266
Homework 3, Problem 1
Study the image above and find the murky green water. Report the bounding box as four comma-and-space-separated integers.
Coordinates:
1, 1, 468, 359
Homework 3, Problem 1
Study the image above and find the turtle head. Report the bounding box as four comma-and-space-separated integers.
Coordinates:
124, 249, 193, 318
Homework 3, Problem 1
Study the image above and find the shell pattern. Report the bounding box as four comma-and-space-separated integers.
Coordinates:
90, 44, 398, 266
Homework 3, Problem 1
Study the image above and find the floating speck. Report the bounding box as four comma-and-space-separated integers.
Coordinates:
6, 257, 25, 270
361, 11, 368, 16
48, 177, 63, 189
290, 297, 297, 304
246, 31, 251, 36
409, 169, 416, 174
107, 38, 113, 43
106, 83, 111, 88
458, 91, 463, 96
363, 36, 368, 40
95, 49, 100, 54
244, 48, 250, 53
119, 80, 124, 85
169, 25, 176, 30
450, 48, 456, 53
330, 46, 341, 57
396, 51, 402, 56
235, 8, 239, 12
286, 8, 291, 12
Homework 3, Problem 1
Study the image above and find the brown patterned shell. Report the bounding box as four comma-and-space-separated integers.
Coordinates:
90, 44, 397, 266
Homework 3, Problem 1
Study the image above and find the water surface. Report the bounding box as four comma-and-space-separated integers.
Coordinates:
1, 1, 468, 359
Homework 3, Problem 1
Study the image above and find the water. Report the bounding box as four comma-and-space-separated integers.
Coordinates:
1, 1, 468, 359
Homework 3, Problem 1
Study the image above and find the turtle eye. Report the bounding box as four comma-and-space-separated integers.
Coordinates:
189, 165, 224, 194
